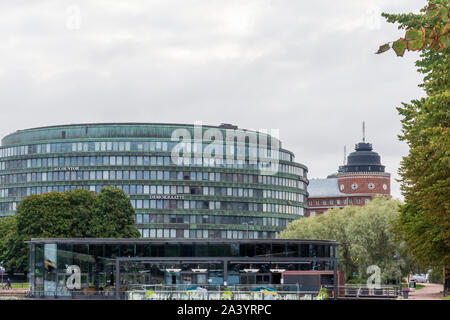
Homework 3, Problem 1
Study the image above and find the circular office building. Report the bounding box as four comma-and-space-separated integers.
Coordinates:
0, 123, 308, 239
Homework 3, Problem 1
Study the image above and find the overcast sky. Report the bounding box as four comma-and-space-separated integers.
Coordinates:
0, 0, 427, 199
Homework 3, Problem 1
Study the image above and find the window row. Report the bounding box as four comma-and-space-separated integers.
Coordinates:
0, 140, 294, 161
199, 186, 304, 202
0, 155, 305, 177
0, 186, 306, 215
130, 198, 304, 215
0, 184, 305, 202
135, 213, 291, 228
308, 197, 371, 206
0, 170, 306, 189
137, 228, 277, 240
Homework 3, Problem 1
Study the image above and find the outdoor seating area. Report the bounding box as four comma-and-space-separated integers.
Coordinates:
126, 284, 325, 300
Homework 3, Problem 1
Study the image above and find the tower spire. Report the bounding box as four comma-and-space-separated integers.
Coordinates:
362, 121, 365, 143
344, 145, 347, 165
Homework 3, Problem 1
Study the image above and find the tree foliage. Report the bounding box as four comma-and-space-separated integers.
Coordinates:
88, 186, 141, 238
377, 0, 450, 272
279, 197, 414, 283
0, 187, 139, 273
0, 217, 16, 267
376, 1, 450, 56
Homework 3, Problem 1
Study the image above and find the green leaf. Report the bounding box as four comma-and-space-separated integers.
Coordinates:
426, 3, 438, 13
423, 27, 436, 47
439, 33, 450, 49
375, 43, 391, 54
392, 39, 407, 56
426, 4, 439, 18
406, 29, 425, 51
438, 6, 449, 23
405, 29, 421, 40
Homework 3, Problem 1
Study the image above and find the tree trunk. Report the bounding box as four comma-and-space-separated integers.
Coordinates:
444, 267, 449, 297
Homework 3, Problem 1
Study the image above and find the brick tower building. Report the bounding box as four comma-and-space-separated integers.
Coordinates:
306, 128, 390, 217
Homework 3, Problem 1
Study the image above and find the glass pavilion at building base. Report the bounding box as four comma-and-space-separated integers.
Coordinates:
28, 238, 339, 299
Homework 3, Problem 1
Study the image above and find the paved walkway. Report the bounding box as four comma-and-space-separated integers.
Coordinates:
407, 283, 443, 300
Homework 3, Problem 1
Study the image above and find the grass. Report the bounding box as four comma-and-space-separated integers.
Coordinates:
11, 283, 29, 289
440, 296, 450, 300
415, 284, 425, 290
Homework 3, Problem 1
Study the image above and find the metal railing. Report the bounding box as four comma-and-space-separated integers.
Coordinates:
125, 284, 323, 300
229, 284, 313, 292
126, 290, 322, 300
26, 290, 117, 299
128, 284, 222, 292
325, 284, 400, 299
27, 283, 345, 300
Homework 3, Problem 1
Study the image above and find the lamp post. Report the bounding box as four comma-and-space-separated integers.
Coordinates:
393, 254, 401, 294
0, 261, 4, 289
242, 221, 254, 239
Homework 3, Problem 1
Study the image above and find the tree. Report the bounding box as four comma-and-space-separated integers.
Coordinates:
67, 188, 97, 238
279, 204, 358, 280
376, 0, 450, 295
0, 187, 139, 273
0, 217, 17, 272
88, 186, 140, 238
346, 199, 415, 284
5, 192, 74, 274
15, 192, 73, 238
279, 197, 414, 283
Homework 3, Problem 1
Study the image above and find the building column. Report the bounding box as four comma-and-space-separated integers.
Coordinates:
333, 258, 338, 299
115, 258, 120, 300
223, 259, 228, 287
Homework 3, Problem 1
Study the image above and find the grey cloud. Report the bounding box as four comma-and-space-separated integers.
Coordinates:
0, 0, 427, 199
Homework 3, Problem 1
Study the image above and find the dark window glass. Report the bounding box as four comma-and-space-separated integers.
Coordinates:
239, 244, 255, 257
120, 245, 134, 257
57, 244, 73, 272
286, 244, 299, 257
180, 245, 193, 257
165, 244, 179, 257
136, 244, 150, 257
311, 245, 318, 258
255, 244, 270, 257
271, 244, 286, 257
230, 243, 240, 256
151, 245, 164, 257
105, 244, 120, 259
207, 244, 223, 257
195, 244, 208, 257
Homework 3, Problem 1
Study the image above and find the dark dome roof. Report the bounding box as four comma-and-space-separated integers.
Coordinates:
339, 142, 385, 173
327, 172, 338, 178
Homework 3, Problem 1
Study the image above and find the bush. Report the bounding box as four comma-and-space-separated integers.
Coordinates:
428, 268, 443, 284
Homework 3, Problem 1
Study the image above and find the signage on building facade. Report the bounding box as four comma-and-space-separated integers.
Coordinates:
149, 194, 184, 200
54, 166, 80, 171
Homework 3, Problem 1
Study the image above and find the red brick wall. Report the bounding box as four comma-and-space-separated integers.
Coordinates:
306, 173, 391, 217
337, 173, 390, 195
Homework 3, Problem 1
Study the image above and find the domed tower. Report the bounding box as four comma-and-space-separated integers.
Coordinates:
306, 122, 390, 217
339, 142, 385, 173
337, 122, 390, 195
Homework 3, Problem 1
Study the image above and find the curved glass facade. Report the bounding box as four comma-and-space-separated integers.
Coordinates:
0, 123, 308, 239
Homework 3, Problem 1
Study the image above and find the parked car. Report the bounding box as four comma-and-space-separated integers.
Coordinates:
411, 274, 427, 283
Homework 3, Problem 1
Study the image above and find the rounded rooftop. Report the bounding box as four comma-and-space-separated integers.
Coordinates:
1, 122, 284, 150
340, 141, 385, 173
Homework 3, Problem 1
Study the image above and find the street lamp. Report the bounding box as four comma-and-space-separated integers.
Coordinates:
394, 254, 401, 293
242, 221, 254, 239
0, 261, 4, 289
